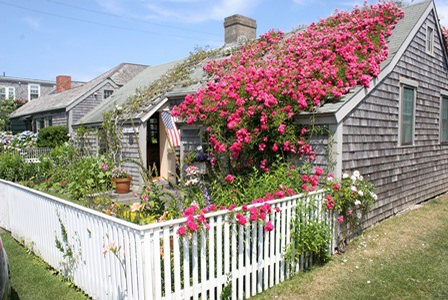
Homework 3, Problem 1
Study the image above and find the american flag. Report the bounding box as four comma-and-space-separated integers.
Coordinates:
161, 111, 181, 147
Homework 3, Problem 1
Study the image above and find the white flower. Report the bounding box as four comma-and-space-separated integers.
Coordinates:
350, 175, 356, 182
351, 186, 357, 192
327, 177, 334, 182
358, 190, 364, 197
354, 200, 361, 206
343, 173, 349, 179
353, 170, 360, 178
196, 145, 203, 151
359, 175, 364, 181
370, 192, 378, 201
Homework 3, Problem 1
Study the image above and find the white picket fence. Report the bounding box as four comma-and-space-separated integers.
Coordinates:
9, 147, 53, 163
0, 179, 334, 300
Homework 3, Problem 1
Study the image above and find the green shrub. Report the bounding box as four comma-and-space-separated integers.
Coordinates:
0, 152, 44, 182
37, 126, 68, 148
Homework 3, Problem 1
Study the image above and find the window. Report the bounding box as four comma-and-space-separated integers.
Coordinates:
38, 119, 45, 130
29, 84, 40, 100
400, 86, 415, 146
46, 117, 53, 127
441, 97, 448, 143
104, 90, 113, 99
426, 25, 434, 54
0, 87, 14, 100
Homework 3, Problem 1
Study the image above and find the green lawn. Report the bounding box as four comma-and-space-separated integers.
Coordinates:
256, 196, 448, 300
0, 229, 88, 300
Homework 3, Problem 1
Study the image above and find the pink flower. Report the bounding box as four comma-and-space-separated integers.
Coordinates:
259, 212, 266, 220
333, 184, 341, 190
130, 202, 142, 212
177, 226, 187, 236
242, 204, 248, 212
220, 205, 227, 210
250, 206, 258, 215
184, 205, 198, 217
275, 207, 281, 213
315, 167, 323, 176
236, 214, 247, 225
272, 143, 279, 152
348, 210, 353, 215
264, 221, 274, 231
187, 219, 199, 231
228, 204, 236, 211
278, 124, 286, 134
337, 215, 344, 224
209, 204, 217, 211
273, 190, 286, 199
287, 188, 296, 196
250, 213, 257, 221
198, 214, 206, 223
101, 164, 108, 171
225, 174, 235, 182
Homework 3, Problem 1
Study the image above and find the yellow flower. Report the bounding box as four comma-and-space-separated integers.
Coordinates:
130, 202, 142, 212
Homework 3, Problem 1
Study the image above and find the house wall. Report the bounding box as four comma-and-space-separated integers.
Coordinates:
0, 79, 55, 102
341, 10, 448, 226
71, 82, 117, 125
31, 110, 68, 131
121, 124, 144, 186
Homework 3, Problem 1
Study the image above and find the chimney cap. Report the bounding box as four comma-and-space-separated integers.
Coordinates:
224, 14, 257, 29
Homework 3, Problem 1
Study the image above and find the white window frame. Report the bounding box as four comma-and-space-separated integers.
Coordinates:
398, 77, 418, 147
0, 87, 6, 100
426, 23, 435, 55
0, 86, 15, 100
7, 87, 15, 100
28, 84, 41, 101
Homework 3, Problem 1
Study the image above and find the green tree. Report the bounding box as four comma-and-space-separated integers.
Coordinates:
0, 98, 21, 131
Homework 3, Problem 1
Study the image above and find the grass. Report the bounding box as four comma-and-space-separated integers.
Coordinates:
0, 229, 89, 300
255, 195, 448, 300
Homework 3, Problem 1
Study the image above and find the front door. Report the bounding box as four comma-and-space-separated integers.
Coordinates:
147, 113, 160, 176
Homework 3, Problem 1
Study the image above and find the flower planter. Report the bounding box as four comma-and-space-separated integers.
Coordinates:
112, 177, 132, 194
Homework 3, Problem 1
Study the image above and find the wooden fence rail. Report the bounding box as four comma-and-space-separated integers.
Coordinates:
0, 179, 334, 300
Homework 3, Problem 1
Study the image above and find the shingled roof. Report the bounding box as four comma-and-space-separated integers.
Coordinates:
10, 63, 148, 119
77, 0, 433, 126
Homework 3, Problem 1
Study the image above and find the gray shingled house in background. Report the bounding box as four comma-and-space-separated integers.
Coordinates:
9, 63, 147, 133
73, 1, 448, 227
0, 75, 56, 103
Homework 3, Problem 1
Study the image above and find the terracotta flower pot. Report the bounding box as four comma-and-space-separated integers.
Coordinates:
112, 177, 132, 194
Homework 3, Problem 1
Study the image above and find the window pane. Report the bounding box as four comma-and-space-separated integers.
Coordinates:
401, 87, 414, 145
104, 90, 113, 99
8, 87, 14, 99
427, 27, 433, 52
442, 98, 448, 142
0, 88, 5, 100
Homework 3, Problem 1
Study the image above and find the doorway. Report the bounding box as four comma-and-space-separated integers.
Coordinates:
147, 113, 160, 176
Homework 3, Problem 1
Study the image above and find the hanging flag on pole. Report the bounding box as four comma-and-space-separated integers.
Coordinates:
161, 111, 181, 147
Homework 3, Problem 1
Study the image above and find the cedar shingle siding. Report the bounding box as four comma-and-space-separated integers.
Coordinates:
342, 11, 448, 226
72, 83, 116, 123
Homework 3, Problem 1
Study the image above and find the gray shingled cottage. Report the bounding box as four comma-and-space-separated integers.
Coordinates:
76, 1, 448, 226
9, 63, 147, 133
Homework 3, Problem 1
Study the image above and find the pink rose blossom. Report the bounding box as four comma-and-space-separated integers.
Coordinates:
264, 221, 274, 231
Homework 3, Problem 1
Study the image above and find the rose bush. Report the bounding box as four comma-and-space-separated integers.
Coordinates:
173, 2, 403, 174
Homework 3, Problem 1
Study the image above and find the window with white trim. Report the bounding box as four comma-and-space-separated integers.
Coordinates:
7, 87, 15, 100
426, 25, 434, 55
29, 84, 40, 100
0, 88, 5, 100
400, 86, 416, 146
0, 87, 15, 100
441, 96, 448, 143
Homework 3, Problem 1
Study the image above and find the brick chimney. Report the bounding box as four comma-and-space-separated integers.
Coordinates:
224, 14, 257, 45
56, 75, 72, 93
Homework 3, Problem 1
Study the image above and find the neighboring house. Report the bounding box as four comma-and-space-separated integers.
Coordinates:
76, 1, 448, 228
9, 63, 148, 134
0, 75, 56, 103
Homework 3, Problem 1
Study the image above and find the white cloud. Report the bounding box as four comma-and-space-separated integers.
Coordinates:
23, 17, 42, 30
143, 0, 260, 23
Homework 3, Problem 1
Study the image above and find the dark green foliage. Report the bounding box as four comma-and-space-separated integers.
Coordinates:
37, 126, 68, 148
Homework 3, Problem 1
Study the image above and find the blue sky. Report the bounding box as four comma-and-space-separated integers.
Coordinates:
1, 0, 448, 82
